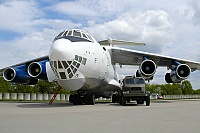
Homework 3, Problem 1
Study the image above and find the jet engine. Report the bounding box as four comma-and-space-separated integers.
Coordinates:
3, 65, 38, 85
136, 59, 157, 80
165, 63, 191, 83
27, 60, 48, 80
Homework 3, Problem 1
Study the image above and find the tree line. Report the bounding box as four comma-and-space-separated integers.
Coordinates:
146, 80, 200, 95
0, 77, 70, 94
0, 77, 200, 94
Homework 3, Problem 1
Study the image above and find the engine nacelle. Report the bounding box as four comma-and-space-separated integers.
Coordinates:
27, 60, 48, 80
136, 59, 156, 80
3, 65, 38, 85
165, 64, 191, 83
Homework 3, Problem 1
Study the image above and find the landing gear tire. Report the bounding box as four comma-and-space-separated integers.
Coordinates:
77, 96, 83, 105
85, 94, 95, 105
90, 95, 95, 105
122, 97, 126, 106
112, 94, 117, 103
84, 94, 90, 105
69, 94, 73, 103
146, 96, 150, 106
72, 94, 78, 105
119, 96, 122, 105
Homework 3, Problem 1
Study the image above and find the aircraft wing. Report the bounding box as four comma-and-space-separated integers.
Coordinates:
110, 47, 200, 72
0, 55, 49, 76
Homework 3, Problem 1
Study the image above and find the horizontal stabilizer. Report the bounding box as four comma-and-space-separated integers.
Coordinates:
98, 37, 145, 46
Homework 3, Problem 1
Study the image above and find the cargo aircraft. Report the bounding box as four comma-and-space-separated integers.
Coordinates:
0, 29, 200, 105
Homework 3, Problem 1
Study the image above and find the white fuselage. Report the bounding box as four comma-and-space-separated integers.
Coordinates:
49, 38, 120, 92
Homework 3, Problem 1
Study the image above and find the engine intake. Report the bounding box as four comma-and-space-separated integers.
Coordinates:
176, 64, 190, 78
165, 64, 191, 83
3, 65, 38, 85
136, 59, 156, 80
27, 60, 48, 80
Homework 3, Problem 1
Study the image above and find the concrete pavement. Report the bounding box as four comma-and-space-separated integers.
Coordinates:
0, 100, 199, 133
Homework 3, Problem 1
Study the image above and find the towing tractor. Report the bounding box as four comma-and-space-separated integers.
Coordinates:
113, 76, 150, 106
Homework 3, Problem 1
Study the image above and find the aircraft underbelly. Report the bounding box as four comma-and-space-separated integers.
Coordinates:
58, 76, 120, 92
57, 77, 100, 91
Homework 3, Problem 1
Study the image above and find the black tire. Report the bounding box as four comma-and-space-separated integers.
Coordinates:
72, 94, 78, 105
122, 97, 126, 106
69, 94, 73, 103
146, 96, 150, 106
84, 94, 90, 105
77, 96, 83, 105
112, 94, 116, 103
116, 95, 119, 103
119, 96, 122, 105
90, 94, 95, 105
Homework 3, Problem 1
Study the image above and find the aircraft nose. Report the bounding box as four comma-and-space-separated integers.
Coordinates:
48, 38, 85, 90
49, 39, 75, 61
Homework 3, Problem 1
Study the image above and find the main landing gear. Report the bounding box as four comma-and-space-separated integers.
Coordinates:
69, 93, 95, 105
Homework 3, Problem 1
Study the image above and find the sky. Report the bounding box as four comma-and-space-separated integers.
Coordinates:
0, 0, 200, 89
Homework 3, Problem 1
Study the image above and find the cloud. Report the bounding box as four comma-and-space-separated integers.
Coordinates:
85, 10, 174, 53
51, 0, 131, 18
191, 0, 200, 25
33, 19, 82, 30
51, 1, 97, 17
0, 0, 82, 33
0, 0, 42, 33
0, 30, 52, 67
78, 0, 130, 17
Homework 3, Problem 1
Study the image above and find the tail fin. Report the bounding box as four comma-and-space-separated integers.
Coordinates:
98, 37, 145, 46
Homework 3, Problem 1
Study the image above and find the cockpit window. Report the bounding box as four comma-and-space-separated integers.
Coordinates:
63, 30, 68, 36
86, 34, 93, 42
67, 30, 72, 36
54, 29, 94, 43
82, 33, 87, 39
73, 30, 81, 37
